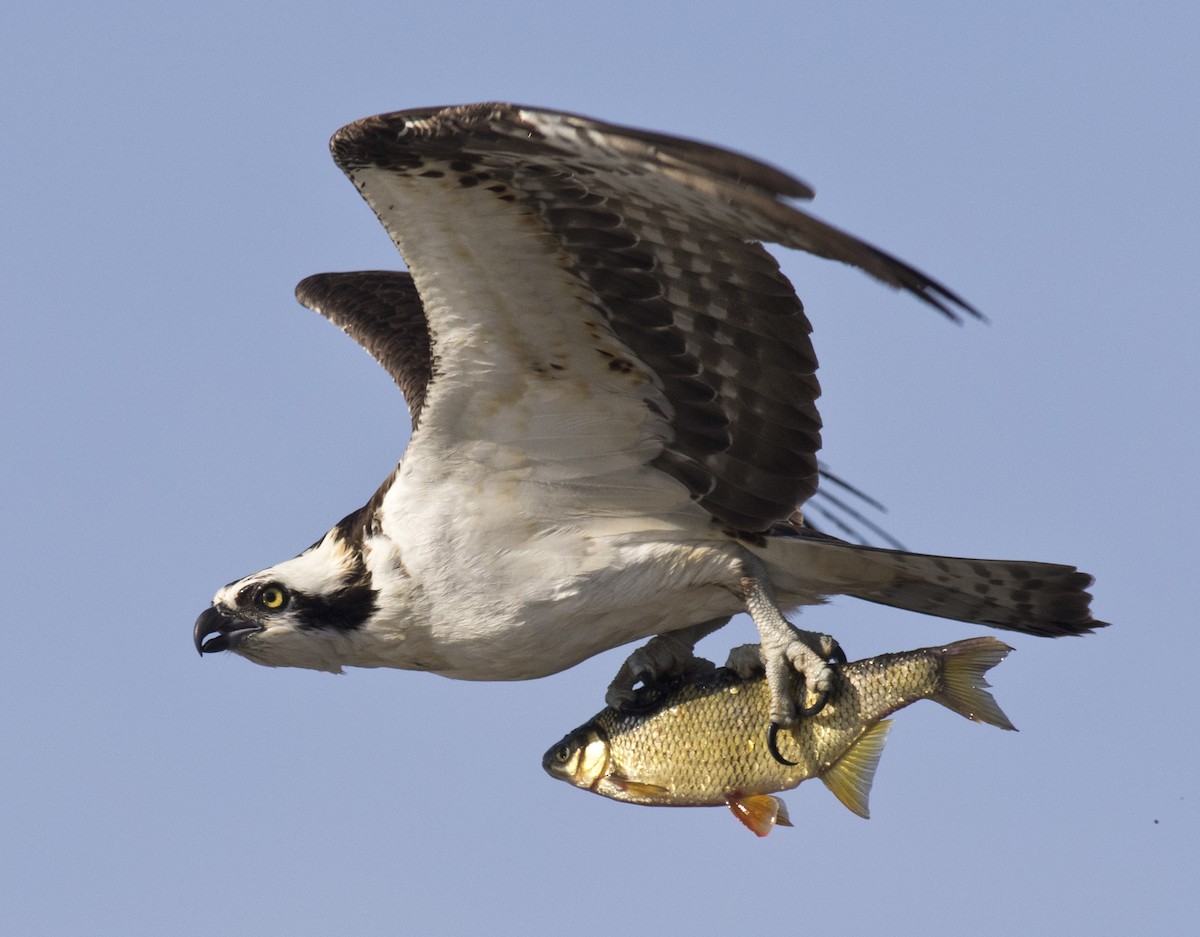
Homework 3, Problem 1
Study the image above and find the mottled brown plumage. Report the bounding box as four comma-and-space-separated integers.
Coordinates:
322, 103, 978, 532
296, 270, 900, 547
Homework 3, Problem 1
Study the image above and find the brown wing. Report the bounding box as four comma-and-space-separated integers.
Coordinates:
304, 268, 903, 545
325, 103, 977, 531
295, 271, 432, 429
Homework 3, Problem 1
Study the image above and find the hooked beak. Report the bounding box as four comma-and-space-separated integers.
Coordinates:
194, 606, 261, 655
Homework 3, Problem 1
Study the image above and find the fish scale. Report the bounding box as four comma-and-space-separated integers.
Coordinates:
544, 636, 1015, 836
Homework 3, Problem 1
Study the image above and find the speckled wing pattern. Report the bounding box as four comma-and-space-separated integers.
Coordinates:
296, 270, 900, 547
324, 103, 978, 533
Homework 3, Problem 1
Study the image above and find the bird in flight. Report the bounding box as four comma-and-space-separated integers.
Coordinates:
194, 103, 1105, 749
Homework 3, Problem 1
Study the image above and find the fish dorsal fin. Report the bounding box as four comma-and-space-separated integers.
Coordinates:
821, 719, 893, 818
727, 794, 791, 837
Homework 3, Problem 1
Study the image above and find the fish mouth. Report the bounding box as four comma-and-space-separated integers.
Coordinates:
193, 606, 261, 655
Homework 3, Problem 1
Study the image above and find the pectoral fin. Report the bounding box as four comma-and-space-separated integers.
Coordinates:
727, 794, 792, 837
608, 775, 671, 799
820, 719, 892, 818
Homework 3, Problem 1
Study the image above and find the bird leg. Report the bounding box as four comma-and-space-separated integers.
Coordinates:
737, 551, 844, 748
605, 617, 728, 711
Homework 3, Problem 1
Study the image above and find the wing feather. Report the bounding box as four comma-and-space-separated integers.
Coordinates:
324, 103, 976, 531
295, 271, 432, 429
295, 270, 901, 546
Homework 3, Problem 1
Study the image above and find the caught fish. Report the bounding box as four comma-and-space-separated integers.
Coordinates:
543, 637, 1015, 836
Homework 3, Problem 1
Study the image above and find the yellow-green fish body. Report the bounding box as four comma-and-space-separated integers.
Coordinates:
544, 637, 1014, 835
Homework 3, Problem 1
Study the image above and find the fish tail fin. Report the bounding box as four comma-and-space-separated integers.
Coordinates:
727, 794, 792, 837
932, 636, 1017, 731
821, 718, 892, 818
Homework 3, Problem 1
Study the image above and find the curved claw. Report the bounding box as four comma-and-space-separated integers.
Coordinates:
620, 675, 684, 715
767, 675, 834, 765
830, 644, 848, 666
767, 722, 798, 766
796, 688, 830, 718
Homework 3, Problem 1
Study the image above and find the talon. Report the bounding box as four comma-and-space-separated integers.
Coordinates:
605, 683, 639, 711
735, 552, 845, 763
796, 688, 830, 718
607, 618, 729, 711
625, 675, 684, 714
767, 722, 798, 766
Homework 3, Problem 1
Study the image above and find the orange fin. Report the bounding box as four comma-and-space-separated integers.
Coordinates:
821, 719, 892, 818
727, 794, 791, 837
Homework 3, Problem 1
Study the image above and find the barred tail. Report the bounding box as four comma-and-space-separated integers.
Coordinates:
763, 535, 1108, 638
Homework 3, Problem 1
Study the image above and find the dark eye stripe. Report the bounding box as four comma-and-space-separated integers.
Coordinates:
292, 582, 378, 632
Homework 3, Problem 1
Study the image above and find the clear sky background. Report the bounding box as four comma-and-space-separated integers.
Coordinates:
3, 2, 1196, 935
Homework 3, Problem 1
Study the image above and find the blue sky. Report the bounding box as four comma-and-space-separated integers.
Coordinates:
3, 2, 1196, 934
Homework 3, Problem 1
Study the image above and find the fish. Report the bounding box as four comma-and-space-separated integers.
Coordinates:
543, 636, 1015, 836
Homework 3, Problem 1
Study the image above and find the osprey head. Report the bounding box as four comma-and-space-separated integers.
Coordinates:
194, 528, 379, 672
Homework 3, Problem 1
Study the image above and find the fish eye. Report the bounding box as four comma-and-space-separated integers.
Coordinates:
256, 583, 290, 611
553, 744, 573, 764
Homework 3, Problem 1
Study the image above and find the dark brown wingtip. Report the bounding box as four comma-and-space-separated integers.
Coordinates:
293, 270, 432, 428
329, 103, 532, 173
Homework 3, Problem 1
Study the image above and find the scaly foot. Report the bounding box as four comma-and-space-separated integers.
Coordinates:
605, 617, 728, 711
738, 551, 845, 764
723, 643, 767, 678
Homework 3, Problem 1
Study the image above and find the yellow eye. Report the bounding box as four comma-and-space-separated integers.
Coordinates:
257, 584, 289, 610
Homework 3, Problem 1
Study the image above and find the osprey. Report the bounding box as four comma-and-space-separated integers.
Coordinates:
195, 103, 1105, 745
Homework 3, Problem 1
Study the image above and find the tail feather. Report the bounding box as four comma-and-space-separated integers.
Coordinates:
764, 535, 1107, 638
855, 550, 1103, 637
932, 637, 1016, 730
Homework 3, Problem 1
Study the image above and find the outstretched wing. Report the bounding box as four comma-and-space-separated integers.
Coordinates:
326, 103, 977, 532
296, 270, 432, 428
297, 269, 904, 547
